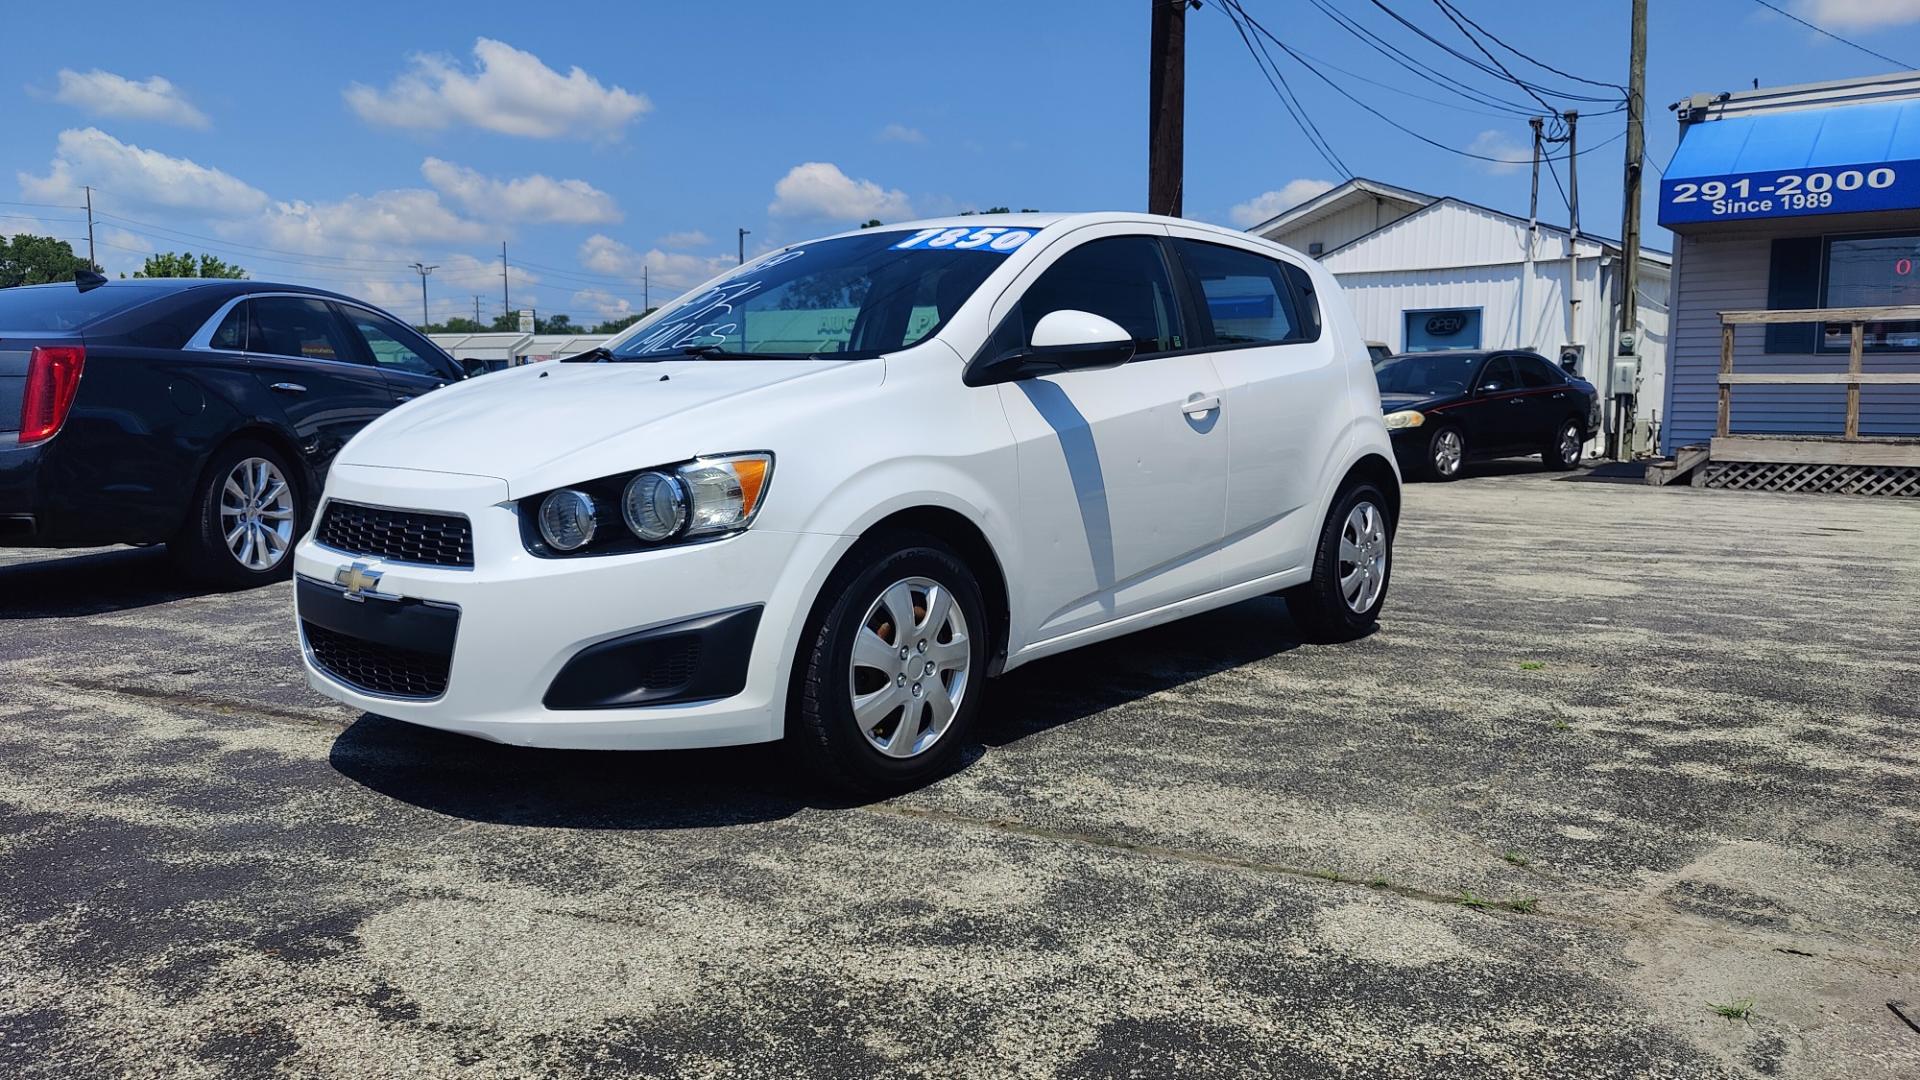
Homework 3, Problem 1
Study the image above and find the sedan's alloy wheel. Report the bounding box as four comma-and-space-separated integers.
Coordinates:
220, 457, 296, 571
1558, 422, 1583, 466
1337, 501, 1389, 614
848, 576, 971, 759
1433, 430, 1464, 477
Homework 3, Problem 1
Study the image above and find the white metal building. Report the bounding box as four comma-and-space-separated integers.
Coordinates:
1250, 178, 1672, 452
428, 331, 611, 371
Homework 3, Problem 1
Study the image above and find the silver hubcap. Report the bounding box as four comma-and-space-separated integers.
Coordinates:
1338, 502, 1388, 614
1560, 424, 1581, 464
848, 576, 971, 759
1434, 430, 1463, 475
219, 457, 294, 571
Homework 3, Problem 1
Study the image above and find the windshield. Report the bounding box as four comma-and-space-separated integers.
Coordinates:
0, 283, 171, 331
609, 226, 1036, 360
1374, 352, 1485, 397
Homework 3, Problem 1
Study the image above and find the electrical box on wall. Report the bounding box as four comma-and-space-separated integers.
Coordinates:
1558, 344, 1584, 373
1612, 360, 1639, 393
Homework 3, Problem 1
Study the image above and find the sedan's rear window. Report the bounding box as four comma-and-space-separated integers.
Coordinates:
0, 284, 172, 331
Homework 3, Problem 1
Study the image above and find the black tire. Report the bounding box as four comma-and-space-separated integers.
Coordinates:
169, 438, 306, 588
1543, 418, 1585, 470
1285, 482, 1393, 643
788, 531, 990, 794
1424, 425, 1466, 482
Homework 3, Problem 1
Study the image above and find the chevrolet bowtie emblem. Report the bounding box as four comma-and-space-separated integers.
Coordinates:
334, 561, 384, 601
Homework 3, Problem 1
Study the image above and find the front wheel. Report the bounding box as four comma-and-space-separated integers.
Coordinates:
789, 532, 989, 794
1285, 483, 1393, 643
1425, 426, 1466, 481
1543, 419, 1585, 470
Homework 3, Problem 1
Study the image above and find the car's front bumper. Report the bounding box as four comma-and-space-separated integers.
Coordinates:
293, 463, 848, 750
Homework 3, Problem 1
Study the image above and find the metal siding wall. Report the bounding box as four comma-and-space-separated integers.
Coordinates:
1268, 197, 1422, 257
1664, 231, 1920, 451
1325, 202, 1581, 274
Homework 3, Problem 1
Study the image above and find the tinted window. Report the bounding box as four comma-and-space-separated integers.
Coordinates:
1019, 235, 1183, 354
1173, 239, 1301, 346
249, 296, 356, 363
341, 307, 444, 376
1375, 352, 1482, 396
1281, 263, 1323, 342
1478, 355, 1520, 391
1514, 355, 1561, 388
0, 283, 171, 331
210, 301, 249, 350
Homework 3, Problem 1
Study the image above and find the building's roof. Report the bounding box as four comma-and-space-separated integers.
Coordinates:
1245, 178, 1436, 236
1671, 69, 1920, 124
1274, 177, 1670, 266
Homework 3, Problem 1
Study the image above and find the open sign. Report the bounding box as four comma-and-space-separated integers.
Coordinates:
1425, 314, 1467, 337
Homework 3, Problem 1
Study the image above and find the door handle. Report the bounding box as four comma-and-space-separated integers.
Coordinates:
269, 382, 307, 394
1182, 393, 1221, 417
395, 394, 414, 403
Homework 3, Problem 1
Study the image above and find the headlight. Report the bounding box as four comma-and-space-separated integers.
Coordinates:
521, 452, 773, 557
538, 489, 597, 551
1383, 410, 1426, 430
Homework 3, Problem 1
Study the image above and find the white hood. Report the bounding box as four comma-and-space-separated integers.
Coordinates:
337, 358, 880, 493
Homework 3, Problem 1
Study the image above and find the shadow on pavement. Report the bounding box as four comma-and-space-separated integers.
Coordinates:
329, 595, 1310, 829
0, 546, 237, 620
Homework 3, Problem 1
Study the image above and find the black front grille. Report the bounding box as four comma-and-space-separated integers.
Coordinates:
303, 622, 451, 699
316, 501, 473, 567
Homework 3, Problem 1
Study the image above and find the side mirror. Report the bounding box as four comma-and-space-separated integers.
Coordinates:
965, 309, 1136, 387
1477, 381, 1503, 395
459, 358, 487, 378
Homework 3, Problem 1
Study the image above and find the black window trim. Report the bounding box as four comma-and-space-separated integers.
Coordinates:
1163, 235, 1322, 354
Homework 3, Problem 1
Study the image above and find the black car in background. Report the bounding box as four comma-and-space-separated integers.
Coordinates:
1374, 349, 1600, 480
0, 278, 469, 586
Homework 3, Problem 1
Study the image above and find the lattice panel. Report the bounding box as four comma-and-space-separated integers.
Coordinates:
1700, 461, 1920, 497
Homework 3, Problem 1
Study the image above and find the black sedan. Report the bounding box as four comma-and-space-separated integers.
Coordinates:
1, 277, 474, 585
1374, 349, 1600, 481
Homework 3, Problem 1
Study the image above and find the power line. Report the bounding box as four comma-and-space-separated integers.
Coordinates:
1432, 0, 1625, 91
1363, 0, 1625, 104
1426, 0, 1568, 118
1749, 0, 1915, 69
1221, 1, 1352, 177
1300, 0, 1543, 117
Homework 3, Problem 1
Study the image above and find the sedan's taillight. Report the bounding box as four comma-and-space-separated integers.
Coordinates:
19, 345, 86, 444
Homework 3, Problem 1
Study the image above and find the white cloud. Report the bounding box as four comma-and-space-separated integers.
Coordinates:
51, 69, 208, 128
572, 288, 635, 321
420, 157, 620, 224
578, 233, 734, 292
1799, 0, 1920, 29
877, 123, 926, 144
657, 229, 709, 249
1229, 179, 1337, 228
1467, 129, 1532, 175
19, 128, 266, 216
768, 162, 913, 222
258, 189, 488, 251
346, 38, 650, 139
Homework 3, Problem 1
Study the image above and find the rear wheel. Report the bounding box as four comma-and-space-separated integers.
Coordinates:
790, 532, 988, 794
170, 439, 303, 587
1425, 426, 1466, 481
1543, 419, 1585, 470
1285, 483, 1393, 643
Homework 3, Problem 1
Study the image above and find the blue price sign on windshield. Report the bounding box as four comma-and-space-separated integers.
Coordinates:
892, 226, 1035, 253
1660, 161, 1918, 225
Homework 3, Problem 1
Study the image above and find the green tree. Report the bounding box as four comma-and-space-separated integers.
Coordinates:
486, 311, 588, 334
590, 312, 649, 334
419, 316, 488, 334
134, 251, 247, 279
0, 234, 101, 288
858, 219, 884, 229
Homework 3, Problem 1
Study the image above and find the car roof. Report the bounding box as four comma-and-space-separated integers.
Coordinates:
804, 211, 1305, 257
8, 277, 360, 302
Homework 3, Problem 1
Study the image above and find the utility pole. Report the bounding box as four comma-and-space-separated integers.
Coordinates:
83, 186, 96, 269
1614, 0, 1648, 460
500, 242, 511, 320
473, 295, 482, 324
1564, 110, 1581, 377
1148, 0, 1190, 217
410, 262, 437, 329
737, 228, 750, 265
1522, 117, 1543, 350
643, 266, 649, 313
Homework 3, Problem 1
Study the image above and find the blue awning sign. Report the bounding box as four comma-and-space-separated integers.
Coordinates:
1660, 160, 1914, 224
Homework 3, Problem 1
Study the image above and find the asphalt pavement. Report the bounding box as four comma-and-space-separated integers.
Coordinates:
2, 465, 1917, 1079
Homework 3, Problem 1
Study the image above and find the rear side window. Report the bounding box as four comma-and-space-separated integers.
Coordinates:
1514, 355, 1563, 388
1018, 235, 1185, 355
1280, 262, 1322, 341
0, 284, 170, 331
210, 301, 250, 350
1173, 239, 1308, 347
248, 296, 357, 363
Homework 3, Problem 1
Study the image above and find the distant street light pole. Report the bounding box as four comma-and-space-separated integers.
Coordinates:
738, 228, 750, 265
410, 262, 438, 328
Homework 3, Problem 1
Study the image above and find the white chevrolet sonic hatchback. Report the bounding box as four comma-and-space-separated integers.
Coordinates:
294, 213, 1398, 791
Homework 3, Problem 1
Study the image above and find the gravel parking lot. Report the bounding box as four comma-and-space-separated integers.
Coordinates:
1, 468, 1917, 1079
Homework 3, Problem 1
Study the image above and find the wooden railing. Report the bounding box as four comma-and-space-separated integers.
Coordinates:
1719, 305, 1920, 438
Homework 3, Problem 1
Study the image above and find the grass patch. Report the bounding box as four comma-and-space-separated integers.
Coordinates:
1367, 876, 1389, 888
1503, 897, 1540, 914
1552, 719, 1572, 731
1710, 998, 1756, 1023
1502, 850, 1530, 867
1519, 661, 1545, 671
1457, 891, 1490, 910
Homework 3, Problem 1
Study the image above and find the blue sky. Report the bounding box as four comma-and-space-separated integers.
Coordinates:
6, 0, 1920, 326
